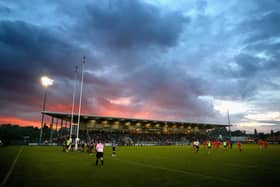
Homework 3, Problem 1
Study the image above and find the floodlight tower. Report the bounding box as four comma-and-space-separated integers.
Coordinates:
39, 76, 54, 144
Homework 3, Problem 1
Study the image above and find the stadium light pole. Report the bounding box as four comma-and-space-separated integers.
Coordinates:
75, 56, 86, 150
69, 66, 78, 139
39, 76, 54, 144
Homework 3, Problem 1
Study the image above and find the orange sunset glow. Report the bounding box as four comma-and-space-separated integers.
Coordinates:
0, 117, 40, 127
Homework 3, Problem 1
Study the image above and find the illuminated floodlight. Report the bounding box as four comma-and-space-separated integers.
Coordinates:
41, 76, 54, 87
39, 75, 54, 144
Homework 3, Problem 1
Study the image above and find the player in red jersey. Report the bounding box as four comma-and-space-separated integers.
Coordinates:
264, 140, 268, 148
258, 139, 263, 149
237, 141, 242, 152
217, 140, 221, 149
226, 140, 230, 150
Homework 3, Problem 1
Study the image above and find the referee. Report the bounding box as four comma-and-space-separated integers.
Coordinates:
95, 140, 104, 167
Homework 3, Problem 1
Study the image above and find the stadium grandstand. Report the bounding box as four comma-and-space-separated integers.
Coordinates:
42, 111, 229, 145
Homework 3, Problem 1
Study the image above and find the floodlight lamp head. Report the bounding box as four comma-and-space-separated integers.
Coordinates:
41, 76, 54, 87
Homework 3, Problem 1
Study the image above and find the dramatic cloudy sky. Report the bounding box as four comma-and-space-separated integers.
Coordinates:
0, 0, 280, 133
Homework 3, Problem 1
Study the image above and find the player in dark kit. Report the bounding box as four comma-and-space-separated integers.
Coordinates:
112, 140, 117, 157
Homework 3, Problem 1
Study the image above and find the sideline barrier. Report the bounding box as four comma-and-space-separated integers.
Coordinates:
28, 143, 58, 146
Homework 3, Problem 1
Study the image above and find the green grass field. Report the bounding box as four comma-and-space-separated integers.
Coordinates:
1, 145, 280, 187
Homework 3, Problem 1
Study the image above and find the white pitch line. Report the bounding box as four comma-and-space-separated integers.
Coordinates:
0, 146, 24, 187
114, 158, 250, 185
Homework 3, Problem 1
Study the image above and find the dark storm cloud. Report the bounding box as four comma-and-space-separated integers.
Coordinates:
208, 6, 280, 101
234, 54, 262, 77
90, 63, 218, 120
0, 20, 82, 77
73, 0, 280, 124
69, 56, 221, 121
0, 0, 279, 131
0, 4, 11, 15
233, 11, 280, 79
76, 0, 188, 49
234, 10, 280, 72
242, 12, 280, 44
0, 20, 93, 118
0, 0, 192, 124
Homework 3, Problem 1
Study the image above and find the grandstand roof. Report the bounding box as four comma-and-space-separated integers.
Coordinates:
42, 111, 228, 130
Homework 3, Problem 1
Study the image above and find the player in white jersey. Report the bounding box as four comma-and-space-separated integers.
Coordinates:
95, 140, 104, 167
193, 140, 200, 153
